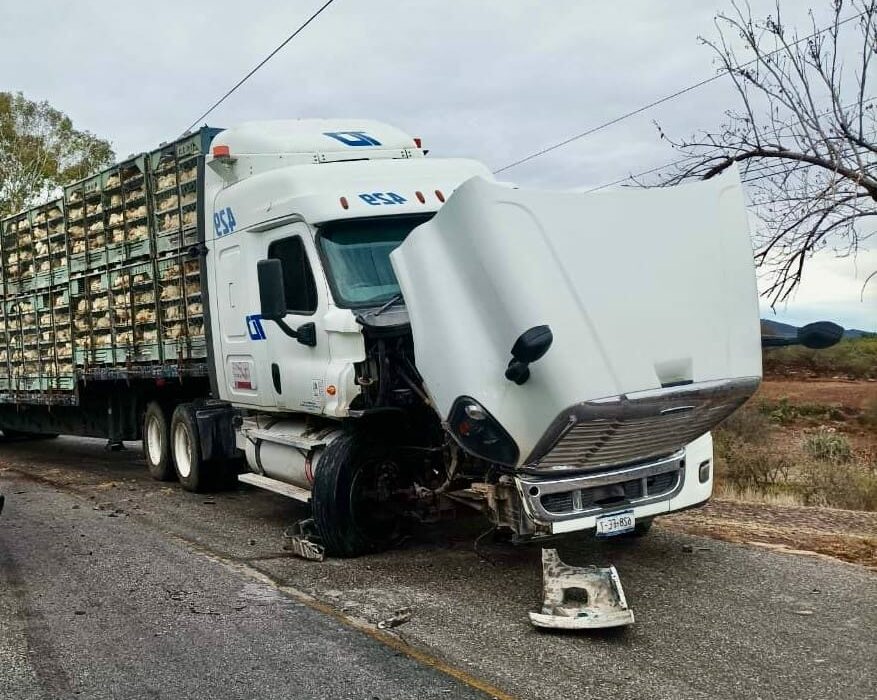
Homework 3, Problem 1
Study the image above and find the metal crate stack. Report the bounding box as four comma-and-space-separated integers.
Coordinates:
149, 132, 207, 362
0, 203, 74, 401
0, 126, 216, 404
66, 155, 156, 370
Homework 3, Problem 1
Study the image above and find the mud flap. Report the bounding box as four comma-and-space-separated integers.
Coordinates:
529, 549, 634, 630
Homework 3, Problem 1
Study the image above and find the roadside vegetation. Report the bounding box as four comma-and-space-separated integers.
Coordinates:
712, 338, 877, 511
761, 337, 877, 380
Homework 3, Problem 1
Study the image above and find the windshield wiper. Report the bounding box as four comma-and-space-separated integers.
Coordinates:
373, 293, 404, 316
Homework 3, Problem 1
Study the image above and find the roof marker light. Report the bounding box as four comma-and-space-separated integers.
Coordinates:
435, 189, 445, 202
340, 196, 349, 210
212, 144, 231, 159
415, 191, 426, 204
413, 137, 422, 149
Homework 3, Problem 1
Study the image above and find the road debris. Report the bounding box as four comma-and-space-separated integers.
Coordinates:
283, 519, 325, 562
681, 544, 712, 553
377, 607, 412, 630
529, 549, 635, 630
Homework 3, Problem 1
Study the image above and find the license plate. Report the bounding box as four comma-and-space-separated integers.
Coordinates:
596, 510, 635, 537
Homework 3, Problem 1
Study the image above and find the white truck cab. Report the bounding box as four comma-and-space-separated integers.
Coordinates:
191, 119, 761, 555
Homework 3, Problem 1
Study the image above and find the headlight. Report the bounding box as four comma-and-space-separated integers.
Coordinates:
447, 396, 519, 466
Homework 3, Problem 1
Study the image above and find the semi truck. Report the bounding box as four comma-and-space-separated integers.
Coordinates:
0, 119, 765, 555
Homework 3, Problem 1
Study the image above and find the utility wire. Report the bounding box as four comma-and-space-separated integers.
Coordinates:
493, 10, 867, 174
182, 0, 337, 134
581, 99, 875, 192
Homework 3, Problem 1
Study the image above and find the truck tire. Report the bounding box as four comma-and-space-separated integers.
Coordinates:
170, 404, 210, 492
311, 432, 407, 557
143, 402, 175, 482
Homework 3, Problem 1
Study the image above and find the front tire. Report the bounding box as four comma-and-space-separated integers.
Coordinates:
312, 432, 408, 557
143, 402, 175, 481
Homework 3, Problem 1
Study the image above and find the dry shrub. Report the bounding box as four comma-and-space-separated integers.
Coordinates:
759, 398, 846, 425
715, 405, 772, 445
802, 428, 852, 463
718, 443, 793, 489
860, 397, 877, 429
799, 459, 877, 511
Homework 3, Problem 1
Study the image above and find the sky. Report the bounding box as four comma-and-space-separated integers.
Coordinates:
1, 0, 874, 331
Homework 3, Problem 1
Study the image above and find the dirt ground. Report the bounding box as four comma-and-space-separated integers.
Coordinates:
757, 378, 877, 413
662, 498, 877, 570
689, 377, 877, 569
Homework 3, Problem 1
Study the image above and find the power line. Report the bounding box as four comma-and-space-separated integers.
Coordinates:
581, 99, 875, 192
493, 10, 867, 175
182, 0, 338, 134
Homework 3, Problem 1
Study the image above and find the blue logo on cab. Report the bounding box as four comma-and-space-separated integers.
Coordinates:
358, 192, 407, 206
324, 131, 382, 147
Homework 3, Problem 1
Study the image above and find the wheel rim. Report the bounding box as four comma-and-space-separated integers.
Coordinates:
173, 423, 192, 478
349, 457, 405, 545
146, 415, 163, 466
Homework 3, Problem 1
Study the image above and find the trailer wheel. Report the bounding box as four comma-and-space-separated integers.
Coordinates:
170, 404, 211, 492
311, 432, 408, 557
143, 402, 175, 482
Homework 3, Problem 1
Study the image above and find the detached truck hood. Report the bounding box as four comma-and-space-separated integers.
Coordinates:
390, 169, 761, 470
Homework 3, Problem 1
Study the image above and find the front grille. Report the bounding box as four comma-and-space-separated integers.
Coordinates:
539, 468, 680, 515
527, 377, 759, 472
647, 470, 677, 494
541, 492, 574, 514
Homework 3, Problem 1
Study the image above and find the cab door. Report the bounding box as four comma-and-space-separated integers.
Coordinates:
260, 223, 332, 413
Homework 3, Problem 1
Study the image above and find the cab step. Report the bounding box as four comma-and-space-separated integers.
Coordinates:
237, 473, 311, 503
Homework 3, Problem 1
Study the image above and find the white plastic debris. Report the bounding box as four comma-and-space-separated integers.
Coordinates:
529, 549, 635, 630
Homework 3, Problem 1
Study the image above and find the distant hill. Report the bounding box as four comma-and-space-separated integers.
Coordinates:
760, 319, 875, 340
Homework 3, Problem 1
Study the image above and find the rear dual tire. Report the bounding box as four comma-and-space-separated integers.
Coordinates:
143, 402, 175, 481
170, 403, 236, 493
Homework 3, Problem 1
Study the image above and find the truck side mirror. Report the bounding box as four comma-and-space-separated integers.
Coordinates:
257, 259, 286, 321
506, 325, 553, 385
511, 325, 553, 364
798, 321, 844, 350
256, 259, 317, 347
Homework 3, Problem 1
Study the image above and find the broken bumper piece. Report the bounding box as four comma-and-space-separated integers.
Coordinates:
529, 549, 634, 630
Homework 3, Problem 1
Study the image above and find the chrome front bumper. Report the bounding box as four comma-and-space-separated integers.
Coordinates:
515, 451, 686, 525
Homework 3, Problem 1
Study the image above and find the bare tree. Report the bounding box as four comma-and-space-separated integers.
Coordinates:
0, 92, 114, 219
656, 0, 876, 304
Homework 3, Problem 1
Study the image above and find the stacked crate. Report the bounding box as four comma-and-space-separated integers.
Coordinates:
0, 206, 71, 398
149, 133, 206, 362
0, 127, 217, 403
67, 154, 159, 370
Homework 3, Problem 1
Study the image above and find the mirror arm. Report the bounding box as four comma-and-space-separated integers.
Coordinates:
273, 318, 299, 339
265, 318, 317, 347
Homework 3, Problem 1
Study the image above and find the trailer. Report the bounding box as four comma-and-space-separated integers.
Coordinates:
0, 119, 766, 558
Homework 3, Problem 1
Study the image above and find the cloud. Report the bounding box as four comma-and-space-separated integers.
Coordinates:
1, 0, 868, 328
760, 248, 877, 331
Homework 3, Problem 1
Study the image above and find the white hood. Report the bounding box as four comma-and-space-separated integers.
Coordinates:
390, 169, 762, 468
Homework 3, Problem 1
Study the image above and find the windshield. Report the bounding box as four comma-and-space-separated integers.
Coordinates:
318, 215, 432, 307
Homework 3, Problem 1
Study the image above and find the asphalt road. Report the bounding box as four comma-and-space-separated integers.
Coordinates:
1, 436, 875, 700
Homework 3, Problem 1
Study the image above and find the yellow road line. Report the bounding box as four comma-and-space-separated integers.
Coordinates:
6, 466, 518, 700
185, 539, 519, 700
